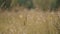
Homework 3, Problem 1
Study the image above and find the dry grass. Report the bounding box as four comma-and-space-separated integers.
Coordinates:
0, 9, 60, 34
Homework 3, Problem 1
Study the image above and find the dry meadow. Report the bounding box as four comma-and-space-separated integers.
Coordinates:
0, 8, 60, 34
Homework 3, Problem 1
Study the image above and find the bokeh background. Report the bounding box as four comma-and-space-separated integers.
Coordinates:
0, 0, 60, 34
0, 0, 60, 11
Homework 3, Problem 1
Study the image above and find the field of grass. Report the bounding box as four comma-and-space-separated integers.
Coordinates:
0, 9, 60, 34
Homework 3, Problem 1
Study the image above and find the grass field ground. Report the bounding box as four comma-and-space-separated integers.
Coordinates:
0, 9, 60, 34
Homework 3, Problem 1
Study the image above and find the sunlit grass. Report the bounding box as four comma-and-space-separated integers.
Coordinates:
0, 9, 60, 34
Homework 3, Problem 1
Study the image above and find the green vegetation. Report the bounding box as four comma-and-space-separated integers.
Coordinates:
0, 0, 60, 10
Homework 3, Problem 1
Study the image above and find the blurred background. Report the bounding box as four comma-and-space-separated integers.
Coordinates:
0, 0, 60, 34
0, 0, 60, 11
